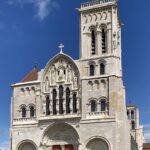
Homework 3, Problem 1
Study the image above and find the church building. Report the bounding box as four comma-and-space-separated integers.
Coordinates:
10, 0, 145, 150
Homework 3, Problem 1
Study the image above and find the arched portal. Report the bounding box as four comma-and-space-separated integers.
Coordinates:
86, 138, 109, 150
18, 141, 37, 150
42, 123, 79, 150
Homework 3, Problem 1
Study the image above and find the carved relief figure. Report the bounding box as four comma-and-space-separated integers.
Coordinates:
67, 64, 73, 83
51, 70, 56, 84
45, 77, 50, 92
74, 76, 78, 89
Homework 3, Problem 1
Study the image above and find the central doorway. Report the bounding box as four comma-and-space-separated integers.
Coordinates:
65, 145, 74, 150
52, 145, 61, 150
52, 145, 74, 150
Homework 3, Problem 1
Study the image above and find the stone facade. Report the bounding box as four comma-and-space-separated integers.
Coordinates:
10, 0, 144, 150
127, 105, 144, 150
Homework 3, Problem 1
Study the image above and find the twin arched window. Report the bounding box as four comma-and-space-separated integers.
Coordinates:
127, 110, 135, 120
20, 105, 35, 118
89, 62, 105, 76
90, 99, 107, 113
90, 26, 107, 55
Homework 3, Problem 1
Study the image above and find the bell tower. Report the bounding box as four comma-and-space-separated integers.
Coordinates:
78, 0, 122, 77
78, 1, 131, 150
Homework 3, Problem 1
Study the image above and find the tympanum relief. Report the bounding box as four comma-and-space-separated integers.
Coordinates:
43, 57, 79, 93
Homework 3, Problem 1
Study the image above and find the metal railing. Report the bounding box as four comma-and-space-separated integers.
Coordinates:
81, 0, 115, 8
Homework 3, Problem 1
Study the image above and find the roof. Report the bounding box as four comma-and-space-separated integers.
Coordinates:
143, 143, 150, 149
127, 103, 136, 108
21, 67, 38, 83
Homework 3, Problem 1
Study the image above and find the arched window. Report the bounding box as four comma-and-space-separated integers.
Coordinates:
101, 100, 106, 112
30, 106, 35, 117
66, 87, 70, 114
91, 29, 96, 55
91, 100, 96, 112
46, 96, 50, 115
21, 106, 26, 118
131, 121, 135, 130
73, 93, 77, 113
59, 85, 64, 114
102, 28, 106, 53
90, 65, 95, 76
131, 110, 134, 120
53, 89, 57, 115
100, 63, 105, 75
127, 111, 130, 119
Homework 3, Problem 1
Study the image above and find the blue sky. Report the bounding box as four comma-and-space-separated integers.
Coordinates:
0, 0, 150, 149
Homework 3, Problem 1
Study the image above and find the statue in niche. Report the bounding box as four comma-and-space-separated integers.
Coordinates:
51, 65, 56, 84
51, 70, 56, 84
67, 64, 72, 82
74, 76, 78, 89
45, 77, 50, 92
113, 32, 117, 50
58, 59, 64, 67
117, 30, 121, 45
58, 67, 65, 81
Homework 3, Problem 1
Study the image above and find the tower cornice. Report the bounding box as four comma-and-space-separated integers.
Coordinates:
78, 0, 117, 12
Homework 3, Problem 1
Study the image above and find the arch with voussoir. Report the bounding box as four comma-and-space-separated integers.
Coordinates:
17, 140, 37, 150
84, 136, 111, 150
41, 122, 80, 150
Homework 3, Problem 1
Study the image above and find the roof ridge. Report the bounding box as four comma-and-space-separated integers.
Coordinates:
21, 67, 38, 83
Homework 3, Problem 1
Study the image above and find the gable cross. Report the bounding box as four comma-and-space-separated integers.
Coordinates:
59, 43, 64, 53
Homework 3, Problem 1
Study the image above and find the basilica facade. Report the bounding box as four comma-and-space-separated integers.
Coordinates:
10, 0, 144, 150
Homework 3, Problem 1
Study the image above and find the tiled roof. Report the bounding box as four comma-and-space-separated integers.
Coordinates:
143, 143, 150, 149
21, 67, 38, 82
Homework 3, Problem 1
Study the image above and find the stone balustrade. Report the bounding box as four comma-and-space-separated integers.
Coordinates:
13, 117, 36, 122
88, 111, 108, 117
81, 0, 115, 8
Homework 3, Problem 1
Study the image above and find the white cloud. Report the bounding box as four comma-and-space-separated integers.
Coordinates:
143, 124, 150, 142
34, 0, 51, 21
0, 141, 9, 150
144, 130, 150, 142
6, 0, 59, 21
144, 124, 150, 128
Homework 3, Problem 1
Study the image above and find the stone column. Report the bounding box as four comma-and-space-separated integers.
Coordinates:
106, 23, 112, 54
36, 91, 43, 118
70, 93, 73, 114
77, 97, 80, 113
87, 32, 91, 58
56, 89, 59, 115
97, 30, 102, 56
63, 93, 66, 114
49, 91, 53, 115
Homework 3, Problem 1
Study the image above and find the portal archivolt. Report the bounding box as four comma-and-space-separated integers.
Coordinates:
42, 123, 79, 150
